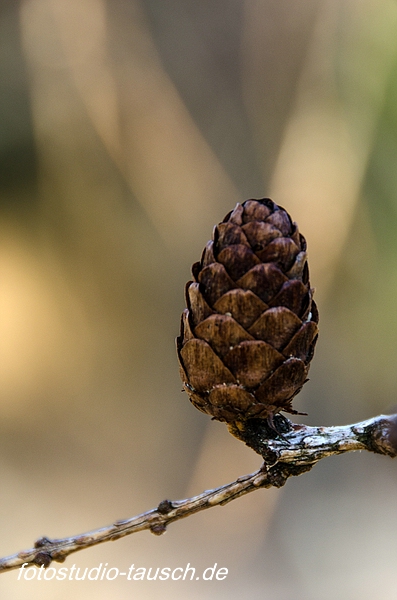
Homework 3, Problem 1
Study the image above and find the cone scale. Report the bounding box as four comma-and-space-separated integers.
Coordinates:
177, 199, 318, 425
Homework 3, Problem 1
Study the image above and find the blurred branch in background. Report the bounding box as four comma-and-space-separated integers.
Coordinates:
20, 0, 240, 253
244, 0, 397, 298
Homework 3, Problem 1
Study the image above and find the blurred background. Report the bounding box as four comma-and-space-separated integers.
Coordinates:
1, 0, 397, 598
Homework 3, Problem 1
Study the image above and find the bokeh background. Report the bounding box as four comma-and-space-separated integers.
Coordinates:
1, 0, 397, 598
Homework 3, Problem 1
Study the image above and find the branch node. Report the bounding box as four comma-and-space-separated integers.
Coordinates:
33, 552, 52, 568
34, 536, 52, 549
365, 416, 397, 457
157, 499, 174, 515
150, 523, 167, 536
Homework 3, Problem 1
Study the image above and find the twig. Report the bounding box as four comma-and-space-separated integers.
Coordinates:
228, 412, 397, 464
1, 413, 396, 574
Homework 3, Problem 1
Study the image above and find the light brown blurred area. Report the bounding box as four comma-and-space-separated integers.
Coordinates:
1, 0, 397, 598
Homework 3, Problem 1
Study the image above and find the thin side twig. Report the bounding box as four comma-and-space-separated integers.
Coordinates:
0, 413, 396, 574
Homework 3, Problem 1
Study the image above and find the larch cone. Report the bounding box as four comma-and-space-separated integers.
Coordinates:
176, 199, 319, 426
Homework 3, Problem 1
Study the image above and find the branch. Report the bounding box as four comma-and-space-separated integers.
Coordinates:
228, 412, 397, 464
1, 413, 396, 574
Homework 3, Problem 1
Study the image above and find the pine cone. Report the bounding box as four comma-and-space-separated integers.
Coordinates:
177, 199, 319, 424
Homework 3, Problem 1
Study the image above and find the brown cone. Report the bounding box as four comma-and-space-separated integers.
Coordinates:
176, 199, 319, 423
